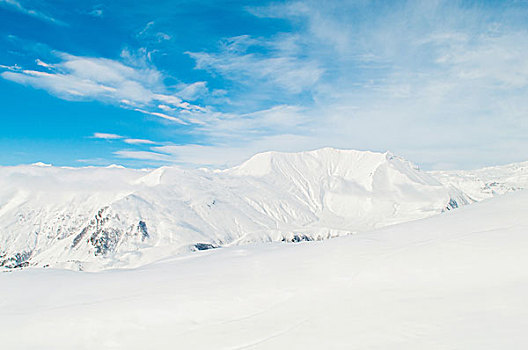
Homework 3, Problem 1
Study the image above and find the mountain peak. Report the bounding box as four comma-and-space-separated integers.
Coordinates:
229, 148, 393, 177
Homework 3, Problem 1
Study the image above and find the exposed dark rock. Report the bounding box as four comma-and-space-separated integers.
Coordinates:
0, 250, 32, 269
138, 221, 149, 240
282, 234, 313, 243
193, 243, 218, 251
90, 227, 121, 256
71, 206, 123, 256
445, 198, 459, 211
71, 226, 89, 248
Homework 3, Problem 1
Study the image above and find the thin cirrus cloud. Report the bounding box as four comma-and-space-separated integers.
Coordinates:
186, 35, 324, 94
114, 150, 172, 162
92, 133, 157, 146
0, 0, 66, 25
123, 138, 156, 145
92, 133, 158, 150
177, 81, 208, 101
92, 132, 123, 140
87, 6, 103, 18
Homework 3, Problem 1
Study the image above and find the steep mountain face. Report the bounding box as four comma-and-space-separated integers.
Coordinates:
0, 148, 466, 271
430, 161, 528, 202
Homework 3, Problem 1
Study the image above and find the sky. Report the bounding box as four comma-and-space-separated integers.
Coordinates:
1, 0, 528, 170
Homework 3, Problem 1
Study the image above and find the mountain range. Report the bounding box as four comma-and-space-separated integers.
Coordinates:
1, 148, 526, 271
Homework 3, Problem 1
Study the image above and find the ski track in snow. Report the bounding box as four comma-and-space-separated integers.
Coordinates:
229, 320, 308, 350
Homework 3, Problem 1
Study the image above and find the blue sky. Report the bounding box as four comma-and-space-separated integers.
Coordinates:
1, 0, 528, 169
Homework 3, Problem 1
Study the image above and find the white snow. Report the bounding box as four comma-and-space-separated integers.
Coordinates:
1, 190, 527, 349
430, 160, 528, 201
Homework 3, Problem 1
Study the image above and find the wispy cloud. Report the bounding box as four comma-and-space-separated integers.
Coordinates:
177, 81, 208, 101
110, 103, 317, 167
112, 104, 315, 168
136, 20, 172, 48
187, 35, 323, 94
87, 4, 104, 18
5, 0, 528, 169
114, 150, 172, 162
133, 108, 189, 125
0, 50, 208, 125
231, 0, 528, 169
92, 132, 123, 140
93, 133, 159, 149
0, 0, 66, 25
149, 133, 316, 168
123, 138, 156, 145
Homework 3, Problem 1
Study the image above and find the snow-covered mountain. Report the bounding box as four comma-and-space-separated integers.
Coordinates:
0, 148, 467, 271
430, 161, 528, 201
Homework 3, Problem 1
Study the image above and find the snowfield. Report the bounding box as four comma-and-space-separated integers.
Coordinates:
1, 190, 527, 349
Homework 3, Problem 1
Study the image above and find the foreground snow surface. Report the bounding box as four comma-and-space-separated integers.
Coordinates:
2, 191, 527, 349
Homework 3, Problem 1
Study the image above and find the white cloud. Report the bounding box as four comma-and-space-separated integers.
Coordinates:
0, 63, 20, 70
35, 59, 52, 68
1, 51, 208, 124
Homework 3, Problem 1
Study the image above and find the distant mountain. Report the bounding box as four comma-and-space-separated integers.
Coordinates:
0, 148, 483, 271
430, 161, 528, 202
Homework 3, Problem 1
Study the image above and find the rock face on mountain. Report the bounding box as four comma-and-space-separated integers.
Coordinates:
0, 148, 473, 271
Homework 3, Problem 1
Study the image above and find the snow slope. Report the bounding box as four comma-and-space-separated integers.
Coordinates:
0, 148, 465, 271
431, 160, 528, 201
2, 190, 527, 349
